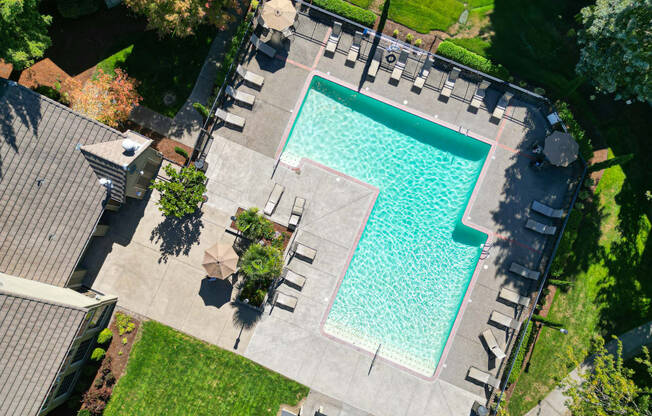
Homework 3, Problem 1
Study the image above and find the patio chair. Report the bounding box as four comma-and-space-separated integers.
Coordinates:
499, 287, 531, 308
281, 268, 306, 290
492, 91, 514, 120
367, 48, 383, 79
275, 291, 298, 311
390, 50, 408, 82
509, 262, 540, 280
469, 80, 490, 110
325, 21, 342, 54
236, 64, 264, 88
481, 329, 506, 359
250, 34, 277, 58
215, 108, 245, 129
525, 218, 557, 235
490, 310, 521, 331
347, 31, 363, 64
413, 57, 433, 91
531, 200, 564, 219
440, 67, 461, 98
288, 197, 305, 230
291, 241, 317, 263
467, 366, 501, 389
226, 85, 255, 107
264, 183, 285, 215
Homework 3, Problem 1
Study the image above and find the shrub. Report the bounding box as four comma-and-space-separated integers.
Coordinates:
506, 322, 533, 385
77, 409, 92, 416
150, 165, 207, 218
90, 347, 106, 361
56, 0, 100, 19
174, 146, 189, 159
311, 0, 376, 27
392, 29, 399, 38
97, 328, 113, 345
271, 232, 287, 250
532, 314, 564, 328
192, 102, 209, 120
414, 38, 422, 47
239, 279, 267, 306
555, 101, 593, 160
105, 372, 116, 386
405, 33, 414, 43
435, 41, 509, 79
115, 312, 135, 335
33, 85, 62, 102
82, 388, 110, 415
212, 16, 252, 100
235, 207, 274, 241
548, 279, 574, 291
94, 377, 104, 389
240, 244, 283, 285
250, 0, 259, 10
122, 337, 128, 345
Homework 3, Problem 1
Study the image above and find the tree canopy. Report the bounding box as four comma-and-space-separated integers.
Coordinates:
576, 0, 652, 104
0, 0, 52, 69
150, 165, 206, 219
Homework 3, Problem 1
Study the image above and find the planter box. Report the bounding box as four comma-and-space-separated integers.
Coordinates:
235, 288, 269, 313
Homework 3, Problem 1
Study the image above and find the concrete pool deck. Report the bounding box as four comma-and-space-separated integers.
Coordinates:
205, 13, 581, 415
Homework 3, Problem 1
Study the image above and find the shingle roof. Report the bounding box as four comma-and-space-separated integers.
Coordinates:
0, 292, 86, 416
0, 80, 123, 287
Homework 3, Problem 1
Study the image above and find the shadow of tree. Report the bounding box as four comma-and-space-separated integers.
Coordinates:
150, 210, 205, 263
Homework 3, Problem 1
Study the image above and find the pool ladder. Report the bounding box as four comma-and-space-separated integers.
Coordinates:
480, 243, 493, 260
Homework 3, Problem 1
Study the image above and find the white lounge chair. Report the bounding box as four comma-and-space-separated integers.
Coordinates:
281, 268, 306, 290
288, 197, 305, 230
215, 108, 245, 129
490, 310, 521, 331
481, 329, 506, 359
440, 67, 461, 98
367, 48, 383, 78
236, 64, 264, 88
347, 31, 362, 64
525, 219, 557, 235
499, 287, 531, 307
390, 50, 408, 82
226, 85, 255, 107
532, 200, 564, 219
326, 21, 342, 54
250, 34, 276, 58
470, 80, 490, 110
413, 57, 433, 91
509, 262, 540, 280
492, 91, 514, 119
264, 183, 285, 215
291, 242, 317, 263
467, 366, 501, 389
275, 292, 298, 311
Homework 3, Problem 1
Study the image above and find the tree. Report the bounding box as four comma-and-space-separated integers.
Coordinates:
235, 207, 274, 241
150, 165, 206, 218
576, 0, 652, 104
67, 68, 142, 128
240, 243, 282, 284
123, 0, 236, 38
0, 0, 52, 69
564, 336, 652, 415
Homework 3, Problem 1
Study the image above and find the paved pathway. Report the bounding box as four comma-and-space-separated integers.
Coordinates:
524, 321, 652, 416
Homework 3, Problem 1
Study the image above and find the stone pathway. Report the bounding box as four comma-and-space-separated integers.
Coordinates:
524, 320, 652, 416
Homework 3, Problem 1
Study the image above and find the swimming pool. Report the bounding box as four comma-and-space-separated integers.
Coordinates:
282, 76, 490, 376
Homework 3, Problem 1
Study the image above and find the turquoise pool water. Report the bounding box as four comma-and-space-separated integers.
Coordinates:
282, 77, 490, 376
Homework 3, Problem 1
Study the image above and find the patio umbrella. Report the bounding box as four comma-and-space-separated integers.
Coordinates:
202, 242, 239, 279
543, 131, 579, 167
261, 0, 296, 31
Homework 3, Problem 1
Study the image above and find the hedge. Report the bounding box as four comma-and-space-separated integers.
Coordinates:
311, 0, 377, 27
435, 41, 509, 79
555, 101, 593, 160
506, 322, 533, 385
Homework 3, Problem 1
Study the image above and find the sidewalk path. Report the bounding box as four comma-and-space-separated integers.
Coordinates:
524, 321, 652, 416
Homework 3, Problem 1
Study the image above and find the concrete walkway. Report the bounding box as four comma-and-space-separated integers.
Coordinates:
524, 321, 652, 416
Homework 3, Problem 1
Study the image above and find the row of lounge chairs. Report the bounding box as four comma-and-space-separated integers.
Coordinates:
274, 243, 318, 311
263, 183, 306, 231
214, 65, 266, 130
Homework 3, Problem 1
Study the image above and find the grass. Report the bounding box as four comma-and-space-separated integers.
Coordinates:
104, 321, 309, 416
346, 0, 373, 8
387, 0, 465, 33
448, 37, 491, 56
506, 151, 651, 415
96, 25, 216, 117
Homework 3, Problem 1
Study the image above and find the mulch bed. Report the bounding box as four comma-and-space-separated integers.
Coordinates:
122, 120, 192, 166
231, 207, 294, 251
17, 58, 72, 90
381, 20, 445, 53
588, 148, 609, 193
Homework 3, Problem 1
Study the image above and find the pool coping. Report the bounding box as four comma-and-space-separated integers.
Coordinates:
274, 70, 497, 382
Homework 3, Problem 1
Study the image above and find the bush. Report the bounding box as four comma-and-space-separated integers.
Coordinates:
532, 314, 564, 328
56, 0, 100, 19
405, 33, 414, 43
240, 244, 283, 285
105, 372, 116, 386
174, 146, 189, 159
555, 101, 593, 160
506, 322, 533, 385
82, 388, 110, 415
115, 312, 135, 335
435, 41, 509, 79
90, 348, 106, 362
77, 409, 92, 416
392, 29, 399, 38
192, 102, 209, 120
33, 85, 62, 102
97, 328, 113, 345
414, 38, 422, 47
235, 207, 274, 241
311, 0, 376, 27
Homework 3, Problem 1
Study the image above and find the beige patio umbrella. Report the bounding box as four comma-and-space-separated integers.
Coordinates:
202, 242, 239, 279
261, 0, 297, 31
543, 131, 579, 167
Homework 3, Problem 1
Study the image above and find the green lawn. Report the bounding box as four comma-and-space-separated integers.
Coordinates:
104, 321, 309, 416
346, 0, 373, 9
506, 153, 651, 415
387, 0, 465, 33
96, 25, 216, 117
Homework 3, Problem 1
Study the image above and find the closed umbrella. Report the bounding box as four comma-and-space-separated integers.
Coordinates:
543, 131, 579, 167
261, 0, 296, 31
202, 242, 239, 279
